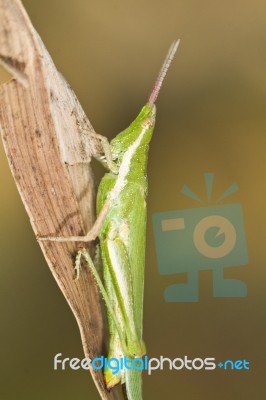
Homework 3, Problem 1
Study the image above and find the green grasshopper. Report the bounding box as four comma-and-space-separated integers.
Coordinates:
41, 40, 179, 399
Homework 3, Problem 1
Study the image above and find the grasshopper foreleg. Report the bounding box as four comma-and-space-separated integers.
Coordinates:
72, 110, 118, 174
90, 132, 118, 174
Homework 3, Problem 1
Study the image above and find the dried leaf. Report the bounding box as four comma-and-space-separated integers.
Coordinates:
0, 1, 121, 399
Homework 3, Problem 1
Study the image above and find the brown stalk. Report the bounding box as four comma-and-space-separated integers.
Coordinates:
0, 1, 121, 399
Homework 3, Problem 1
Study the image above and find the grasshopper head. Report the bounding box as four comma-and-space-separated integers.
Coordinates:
110, 102, 156, 162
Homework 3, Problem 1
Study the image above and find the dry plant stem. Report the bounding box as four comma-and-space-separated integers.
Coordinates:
0, 1, 121, 399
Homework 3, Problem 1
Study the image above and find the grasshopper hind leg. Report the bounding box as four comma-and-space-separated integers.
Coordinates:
75, 248, 128, 355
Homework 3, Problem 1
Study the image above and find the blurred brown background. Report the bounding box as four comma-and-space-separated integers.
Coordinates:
0, 0, 265, 399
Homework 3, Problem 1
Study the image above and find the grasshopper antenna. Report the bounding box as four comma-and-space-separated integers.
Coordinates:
148, 39, 180, 105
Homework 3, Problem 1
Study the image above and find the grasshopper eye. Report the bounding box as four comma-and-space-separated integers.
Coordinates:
141, 116, 155, 130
